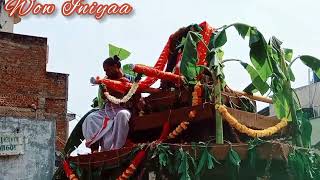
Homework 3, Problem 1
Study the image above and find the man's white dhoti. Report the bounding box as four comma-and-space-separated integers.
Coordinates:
82, 103, 131, 151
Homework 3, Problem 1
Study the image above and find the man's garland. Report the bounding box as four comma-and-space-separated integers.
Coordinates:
104, 82, 139, 104
215, 104, 288, 137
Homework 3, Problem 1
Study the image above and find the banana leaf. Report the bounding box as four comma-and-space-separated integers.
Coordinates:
64, 109, 98, 155
53, 109, 97, 180
180, 31, 203, 84
108, 44, 131, 60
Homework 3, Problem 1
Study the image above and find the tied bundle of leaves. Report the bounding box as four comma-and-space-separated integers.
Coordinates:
195, 146, 220, 178
149, 144, 174, 172
173, 148, 197, 180
248, 138, 265, 169
226, 148, 241, 180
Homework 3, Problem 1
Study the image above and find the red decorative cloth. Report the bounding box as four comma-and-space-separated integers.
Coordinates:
133, 64, 181, 84
197, 21, 214, 66
138, 35, 173, 88
159, 121, 170, 141
62, 160, 74, 178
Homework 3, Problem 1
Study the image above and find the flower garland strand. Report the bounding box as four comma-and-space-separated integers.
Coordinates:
63, 160, 79, 180
168, 81, 202, 139
215, 104, 288, 138
168, 121, 190, 139
104, 82, 139, 104
117, 150, 146, 180
192, 82, 202, 106
117, 81, 202, 179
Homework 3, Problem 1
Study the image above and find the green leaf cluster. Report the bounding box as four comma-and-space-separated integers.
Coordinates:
108, 44, 131, 60
195, 146, 220, 177
226, 148, 241, 180
288, 149, 320, 180
179, 31, 204, 84
213, 22, 320, 147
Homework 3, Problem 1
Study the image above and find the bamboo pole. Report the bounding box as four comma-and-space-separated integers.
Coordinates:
215, 79, 224, 144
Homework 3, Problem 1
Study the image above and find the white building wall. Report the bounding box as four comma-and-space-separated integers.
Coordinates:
270, 82, 320, 117
0, 117, 55, 180
310, 117, 320, 145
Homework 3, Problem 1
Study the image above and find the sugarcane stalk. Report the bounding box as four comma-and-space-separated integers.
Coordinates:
215, 78, 224, 144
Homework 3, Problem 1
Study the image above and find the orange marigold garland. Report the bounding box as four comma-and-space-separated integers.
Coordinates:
192, 82, 202, 106
117, 150, 147, 180
117, 121, 171, 179
189, 82, 202, 119
168, 81, 202, 140
168, 121, 190, 139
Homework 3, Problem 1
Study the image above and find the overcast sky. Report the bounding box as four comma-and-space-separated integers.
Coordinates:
14, 0, 320, 135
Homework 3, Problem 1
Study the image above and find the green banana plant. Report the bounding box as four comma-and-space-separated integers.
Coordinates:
213, 23, 320, 147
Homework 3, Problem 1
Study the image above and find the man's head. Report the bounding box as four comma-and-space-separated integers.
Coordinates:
103, 55, 123, 79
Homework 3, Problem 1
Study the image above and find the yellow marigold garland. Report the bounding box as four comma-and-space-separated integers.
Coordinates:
215, 104, 288, 138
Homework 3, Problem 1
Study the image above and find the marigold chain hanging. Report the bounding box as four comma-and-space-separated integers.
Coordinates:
215, 104, 288, 138
117, 83, 203, 180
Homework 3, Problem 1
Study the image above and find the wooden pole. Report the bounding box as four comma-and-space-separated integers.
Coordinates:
222, 90, 273, 104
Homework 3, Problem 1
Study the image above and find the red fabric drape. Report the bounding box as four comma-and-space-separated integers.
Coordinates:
158, 121, 171, 141
197, 21, 214, 66
137, 35, 173, 88
133, 64, 181, 84
97, 22, 215, 93
63, 160, 75, 178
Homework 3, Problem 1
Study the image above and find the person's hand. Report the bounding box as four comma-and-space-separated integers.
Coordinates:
90, 77, 98, 84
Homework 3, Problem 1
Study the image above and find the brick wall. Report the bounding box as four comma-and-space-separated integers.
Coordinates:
0, 31, 68, 151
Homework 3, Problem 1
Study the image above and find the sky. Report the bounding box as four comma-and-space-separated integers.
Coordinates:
13, 0, 320, 147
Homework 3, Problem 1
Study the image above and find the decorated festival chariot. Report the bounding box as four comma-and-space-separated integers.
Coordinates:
54, 22, 320, 180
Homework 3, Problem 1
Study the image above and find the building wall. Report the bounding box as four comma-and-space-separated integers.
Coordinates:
0, 31, 68, 151
269, 82, 320, 145
311, 117, 320, 145
270, 82, 320, 117
0, 117, 55, 180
